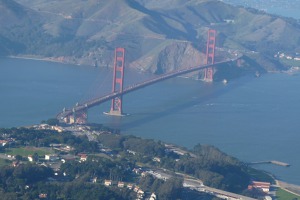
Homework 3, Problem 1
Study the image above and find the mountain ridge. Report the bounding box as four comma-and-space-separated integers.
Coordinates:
1, 0, 300, 79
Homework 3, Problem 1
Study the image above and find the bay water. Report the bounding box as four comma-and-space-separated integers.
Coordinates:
0, 57, 299, 185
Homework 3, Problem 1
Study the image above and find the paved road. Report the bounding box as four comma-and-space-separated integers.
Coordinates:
0, 153, 14, 161
148, 168, 257, 200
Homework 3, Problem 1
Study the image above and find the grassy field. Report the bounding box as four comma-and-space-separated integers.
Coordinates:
0, 158, 11, 167
6, 147, 54, 157
277, 188, 300, 200
280, 58, 300, 67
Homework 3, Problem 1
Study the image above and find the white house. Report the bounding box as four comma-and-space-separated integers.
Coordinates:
28, 155, 34, 162
104, 179, 112, 186
45, 154, 59, 161
118, 181, 125, 188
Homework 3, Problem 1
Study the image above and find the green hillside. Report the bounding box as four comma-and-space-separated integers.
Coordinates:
1, 0, 300, 77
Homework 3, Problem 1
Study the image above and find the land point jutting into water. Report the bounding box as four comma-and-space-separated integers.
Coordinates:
249, 161, 290, 167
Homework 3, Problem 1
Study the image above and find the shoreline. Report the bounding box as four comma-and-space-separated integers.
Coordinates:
7, 55, 99, 68
276, 180, 300, 196
2, 55, 299, 193
6, 55, 293, 75
6, 55, 115, 69
8, 55, 66, 64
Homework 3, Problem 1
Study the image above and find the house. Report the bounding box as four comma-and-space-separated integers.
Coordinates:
104, 179, 112, 186
39, 193, 47, 199
80, 154, 87, 162
0, 140, 7, 146
127, 184, 133, 190
118, 181, 125, 188
149, 193, 157, 200
141, 172, 147, 177
248, 181, 271, 193
28, 155, 33, 162
132, 168, 141, 174
153, 157, 161, 162
279, 53, 285, 58
127, 149, 137, 155
133, 186, 140, 192
51, 126, 63, 132
92, 177, 97, 183
137, 189, 145, 199
45, 154, 59, 161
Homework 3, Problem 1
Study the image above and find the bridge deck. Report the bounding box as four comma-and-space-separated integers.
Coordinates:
57, 58, 238, 121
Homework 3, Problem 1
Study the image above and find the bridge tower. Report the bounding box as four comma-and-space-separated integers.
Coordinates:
107, 47, 125, 116
204, 29, 216, 82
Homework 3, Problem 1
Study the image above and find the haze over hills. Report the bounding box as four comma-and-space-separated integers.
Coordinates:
223, 0, 300, 19
1, 0, 300, 78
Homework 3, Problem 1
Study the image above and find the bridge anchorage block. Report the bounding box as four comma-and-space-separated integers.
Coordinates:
75, 110, 88, 124
67, 109, 88, 124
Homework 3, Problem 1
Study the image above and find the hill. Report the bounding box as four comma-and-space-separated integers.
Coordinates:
1, 0, 300, 78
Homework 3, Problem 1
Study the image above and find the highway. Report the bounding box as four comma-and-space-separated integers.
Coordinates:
148, 168, 257, 200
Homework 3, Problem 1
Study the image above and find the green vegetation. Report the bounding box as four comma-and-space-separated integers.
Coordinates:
280, 58, 300, 67
0, 126, 275, 199
277, 188, 300, 200
0, 127, 98, 153
41, 118, 59, 126
6, 147, 53, 157
245, 167, 275, 184
1, 0, 300, 75
140, 175, 183, 199
0, 158, 10, 167
98, 134, 273, 194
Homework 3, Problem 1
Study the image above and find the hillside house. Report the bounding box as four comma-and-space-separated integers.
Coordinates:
104, 179, 112, 186
28, 155, 33, 162
118, 181, 125, 188
45, 154, 59, 161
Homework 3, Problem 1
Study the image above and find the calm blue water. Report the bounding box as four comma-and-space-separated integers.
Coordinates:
224, 0, 300, 19
1, 57, 300, 185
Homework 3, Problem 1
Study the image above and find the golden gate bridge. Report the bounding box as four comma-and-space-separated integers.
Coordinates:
56, 29, 241, 124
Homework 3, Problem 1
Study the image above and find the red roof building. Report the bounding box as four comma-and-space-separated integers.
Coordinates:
248, 181, 271, 193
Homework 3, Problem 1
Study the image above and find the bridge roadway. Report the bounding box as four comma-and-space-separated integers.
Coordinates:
57, 58, 236, 121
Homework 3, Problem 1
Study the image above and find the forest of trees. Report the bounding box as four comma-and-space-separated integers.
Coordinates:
98, 133, 274, 193
0, 126, 274, 199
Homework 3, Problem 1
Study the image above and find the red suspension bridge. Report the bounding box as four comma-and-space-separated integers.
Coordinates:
57, 29, 240, 124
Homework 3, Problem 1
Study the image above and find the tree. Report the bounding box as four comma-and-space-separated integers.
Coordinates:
42, 118, 59, 126
33, 152, 39, 162
157, 177, 183, 200
15, 155, 22, 161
